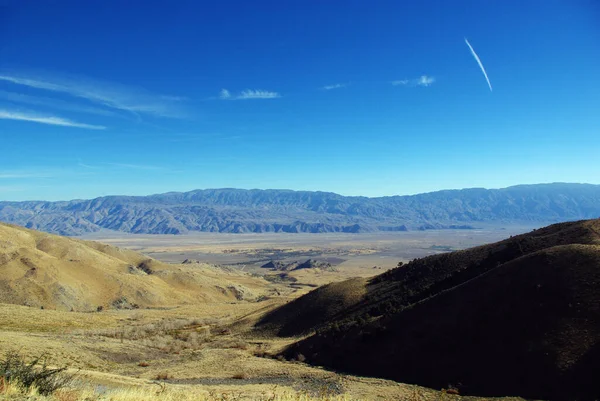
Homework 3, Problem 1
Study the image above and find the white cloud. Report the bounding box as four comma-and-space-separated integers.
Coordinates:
219, 88, 280, 100
416, 75, 435, 87
0, 109, 106, 130
0, 90, 118, 117
322, 83, 348, 90
237, 89, 280, 99
0, 73, 184, 118
391, 75, 435, 87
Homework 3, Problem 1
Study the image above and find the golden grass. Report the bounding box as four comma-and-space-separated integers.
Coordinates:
0, 298, 532, 401
1, 224, 533, 401
0, 291, 531, 401
0, 304, 115, 333
0, 223, 271, 311
0, 380, 353, 401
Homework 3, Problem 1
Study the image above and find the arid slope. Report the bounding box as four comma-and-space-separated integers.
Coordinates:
266, 219, 600, 400
0, 223, 267, 311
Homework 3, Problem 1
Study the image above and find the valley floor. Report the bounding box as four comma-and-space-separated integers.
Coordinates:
81, 227, 534, 278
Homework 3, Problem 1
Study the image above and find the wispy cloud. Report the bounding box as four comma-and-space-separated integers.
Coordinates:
0, 90, 119, 117
77, 161, 98, 169
0, 185, 26, 193
0, 171, 54, 179
219, 88, 280, 100
464, 38, 493, 92
76, 161, 166, 171
322, 83, 348, 90
237, 89, 280, 99
392, 75, 435, 87
219, 89, 231, 99
105, 162, 164, 170
0, 72, 185, 117
0, 109, 106, 130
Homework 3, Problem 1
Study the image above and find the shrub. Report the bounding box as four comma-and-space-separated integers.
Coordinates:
0, 351, 73, 395
154, 372, 172, 380
253, 350, 268, 358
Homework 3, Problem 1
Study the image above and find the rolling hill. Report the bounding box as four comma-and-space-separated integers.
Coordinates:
259, 219, 600, 400
1, 183, 600, 235
0, 223, 267, 311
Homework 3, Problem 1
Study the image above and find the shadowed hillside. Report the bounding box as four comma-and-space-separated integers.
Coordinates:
255, 277, 368, 336
264, 219, 600, 400
0, 223, 267, 311
1, 183, 600, 234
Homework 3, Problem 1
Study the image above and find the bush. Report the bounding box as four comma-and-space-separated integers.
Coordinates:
231, 372, 248, 380
0, 351, 73, 395
154, 372, 172, 380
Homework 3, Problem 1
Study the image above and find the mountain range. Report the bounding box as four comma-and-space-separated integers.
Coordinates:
1, 183, 599, 235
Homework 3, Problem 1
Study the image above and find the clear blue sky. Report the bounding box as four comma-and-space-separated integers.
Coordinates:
1, 0, 599, 201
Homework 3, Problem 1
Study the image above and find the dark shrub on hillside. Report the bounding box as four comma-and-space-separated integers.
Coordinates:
0, 351, 73, 395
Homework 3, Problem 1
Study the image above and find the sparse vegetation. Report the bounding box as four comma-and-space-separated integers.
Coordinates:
88, 318, 216, 353
0, 351, 73, 396
0, 376, 357, 400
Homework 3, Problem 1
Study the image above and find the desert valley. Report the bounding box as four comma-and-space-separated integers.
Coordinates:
1, 186, 599, 400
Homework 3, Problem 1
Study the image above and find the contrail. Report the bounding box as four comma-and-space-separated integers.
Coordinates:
464, 38, 493, 92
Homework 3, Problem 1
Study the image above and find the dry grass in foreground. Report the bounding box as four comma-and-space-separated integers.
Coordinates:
0, 381, 353, 401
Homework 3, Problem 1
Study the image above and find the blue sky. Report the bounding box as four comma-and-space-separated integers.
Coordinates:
0, 0, 599, 201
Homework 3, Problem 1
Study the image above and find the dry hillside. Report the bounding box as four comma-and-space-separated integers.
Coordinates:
266, 219, 600, 400
0, 223, 268, 311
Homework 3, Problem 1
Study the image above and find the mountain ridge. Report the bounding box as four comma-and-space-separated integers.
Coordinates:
1, 183, 599, 235
267, 219, 600, 400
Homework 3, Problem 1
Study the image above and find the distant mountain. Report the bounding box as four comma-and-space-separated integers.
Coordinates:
264, 219, 600, 400
1, 183, 599, 235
